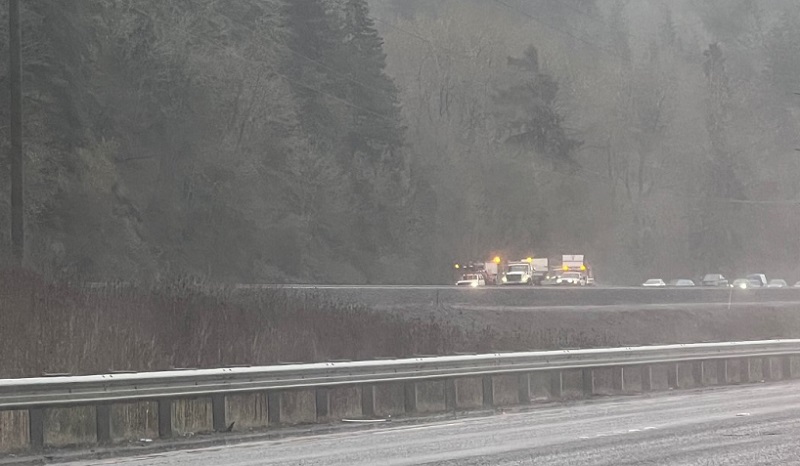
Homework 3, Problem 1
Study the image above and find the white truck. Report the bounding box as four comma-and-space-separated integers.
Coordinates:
559, 254, 594, 285
453, 259, 501, 285
501, 259, 535, 285
532, 258, 549, 285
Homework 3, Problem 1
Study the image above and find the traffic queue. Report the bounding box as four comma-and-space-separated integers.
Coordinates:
453, 254, 593, 287
641, 273, 800, 289
453, 256, 800, 289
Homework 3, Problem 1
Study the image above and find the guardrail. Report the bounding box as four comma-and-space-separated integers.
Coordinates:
2, 340, 800, 452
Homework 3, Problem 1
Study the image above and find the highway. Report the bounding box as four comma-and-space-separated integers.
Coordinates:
86, 282, 800, 309
233, 285, 800, 310
236, 286, 800, 314
61, 382, 800, 465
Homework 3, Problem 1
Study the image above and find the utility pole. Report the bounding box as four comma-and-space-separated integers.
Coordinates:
795, 93, 800, 273
9, 0, 24, 266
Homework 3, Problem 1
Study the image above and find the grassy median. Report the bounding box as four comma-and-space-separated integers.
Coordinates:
3, 270, 800, 378
0, 270, 502, 378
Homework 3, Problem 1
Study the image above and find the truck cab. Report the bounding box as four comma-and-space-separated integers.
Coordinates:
560, 254, 594, 285
501, 261, 534, 285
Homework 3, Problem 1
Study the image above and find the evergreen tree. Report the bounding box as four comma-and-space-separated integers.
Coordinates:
284, 0, 346, 150
337, 0, 405, 155
333, 0, 411, 271
493, 46, 579, 167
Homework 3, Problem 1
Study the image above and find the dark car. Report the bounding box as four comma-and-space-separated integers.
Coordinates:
701, 274, 728, 287
746, 273, 767, 288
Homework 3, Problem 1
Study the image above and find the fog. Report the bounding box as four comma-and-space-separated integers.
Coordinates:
1, 0, 799, 285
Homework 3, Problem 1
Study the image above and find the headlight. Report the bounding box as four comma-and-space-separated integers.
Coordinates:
738, 283, 747, 289
470, 281, 478, 288
501, 276, 507, 283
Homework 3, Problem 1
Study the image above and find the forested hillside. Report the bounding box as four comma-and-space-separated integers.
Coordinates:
1, 0, 799, 283
0, 0, 425, 283
372, 0, 800, 282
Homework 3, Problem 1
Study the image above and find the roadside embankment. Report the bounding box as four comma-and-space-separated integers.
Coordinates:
3, 270, 800, 380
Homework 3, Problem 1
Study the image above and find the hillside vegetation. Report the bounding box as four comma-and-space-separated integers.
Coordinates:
1, 1, 800, 283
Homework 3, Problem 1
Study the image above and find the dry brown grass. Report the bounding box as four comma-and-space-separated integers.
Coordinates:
0, 270, 501, 378
5, 269, 798, 379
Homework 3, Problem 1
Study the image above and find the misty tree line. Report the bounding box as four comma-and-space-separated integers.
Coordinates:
0, 0, 422, 282
372, 0, 800, 282
0, 0, 799, 283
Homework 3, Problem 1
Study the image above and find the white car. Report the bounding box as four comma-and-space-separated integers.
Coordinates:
642, 278, 666, 287
556, 271, 586, 286
732, 278, 753, 289
456, 274, 486, 287
668, 279, 695, 287
767, 279, 788, 288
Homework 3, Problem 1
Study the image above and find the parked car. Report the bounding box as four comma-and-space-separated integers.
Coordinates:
556, 271, 586, 286
767, 279, 788, 288
668, 279, 695, 287
701, 274, 728, 287
732, 278, 755, 289
540, 271, 561, 286
746, 273, 767, 287
794, 281, 800, 288
642, 278, 666, 287
456, 274, 486, 287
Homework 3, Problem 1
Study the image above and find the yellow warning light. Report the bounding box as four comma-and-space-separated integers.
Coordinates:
492, 256, 502, 264
454, 264, 460, 269
562, 265, 569, 271
524, 257, 533, 263
580, 264, 587, 271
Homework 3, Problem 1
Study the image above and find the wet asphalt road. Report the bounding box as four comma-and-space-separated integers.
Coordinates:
62, 381, 800, 466
235, 285, 800, 310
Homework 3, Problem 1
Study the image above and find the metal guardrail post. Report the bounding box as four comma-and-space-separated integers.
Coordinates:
716, 360, 728, 384
403, 382, 417, 413
267, 392, 281, 425
28, 407, 44, 449
667, 363, 679, 389
692, 361, 704, 386
361, 385, 375, 418
482, 376, 494, 407
581, 368, 594, 395
315, 388, 330, 419
518, 374, 530, 404
157, 399, 172, 438
612, 367, 624, 392
739, 358, 751, 383
641, 365, 652, 391
211, 394, 226, 432
782, 356, 793, 379
96, 404, 112, 444
550, 371, 563, 398
444, 379, 456, 411
762, 357, 773, 380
